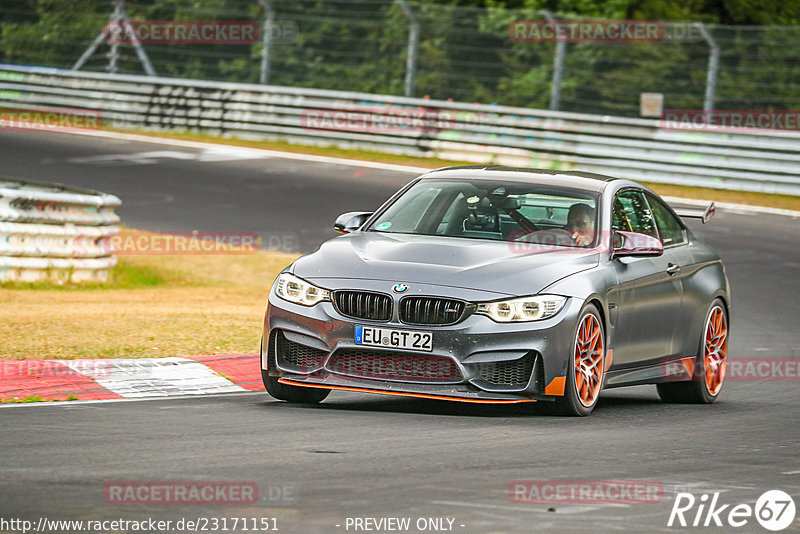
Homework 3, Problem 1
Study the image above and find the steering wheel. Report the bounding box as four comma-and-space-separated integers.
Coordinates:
513, 228, 575, 246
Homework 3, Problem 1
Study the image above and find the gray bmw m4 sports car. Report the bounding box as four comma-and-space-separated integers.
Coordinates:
261, 166, 730, 416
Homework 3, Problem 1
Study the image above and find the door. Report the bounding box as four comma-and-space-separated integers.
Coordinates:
608, 190, 684, 366
645, 192, 695, 357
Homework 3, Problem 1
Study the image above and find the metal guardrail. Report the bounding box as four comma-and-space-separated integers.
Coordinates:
2, 64, 800, 195
0, 177, 120, 282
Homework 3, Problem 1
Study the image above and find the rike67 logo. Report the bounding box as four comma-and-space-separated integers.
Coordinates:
668, 490, 796, 531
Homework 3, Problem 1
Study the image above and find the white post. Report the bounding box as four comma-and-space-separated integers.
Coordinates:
259, 0, 275, 84
695, 22, 719, 113
542, 10, 565, 111
396, 0, 419, 98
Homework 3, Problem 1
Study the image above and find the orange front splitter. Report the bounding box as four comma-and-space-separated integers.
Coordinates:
278, 378, 538, 404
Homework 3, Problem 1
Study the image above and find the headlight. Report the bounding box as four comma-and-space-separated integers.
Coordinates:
476, 295, 566, 322
274, 273, 331, 306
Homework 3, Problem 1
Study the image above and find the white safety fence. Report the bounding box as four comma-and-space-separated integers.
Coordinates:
1, 63, 800, 195
0, 178, 120, 282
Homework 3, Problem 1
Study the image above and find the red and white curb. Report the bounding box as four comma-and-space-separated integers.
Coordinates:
0, 353, 262, 403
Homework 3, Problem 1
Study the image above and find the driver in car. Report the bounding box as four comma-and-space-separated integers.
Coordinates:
564, 203, 595, 247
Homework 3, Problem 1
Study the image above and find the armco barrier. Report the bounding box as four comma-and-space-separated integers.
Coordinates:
1, 64, 800, 195
0, 178, 120, 282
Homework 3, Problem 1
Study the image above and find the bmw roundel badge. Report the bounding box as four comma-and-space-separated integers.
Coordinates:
392, 283, 409, 293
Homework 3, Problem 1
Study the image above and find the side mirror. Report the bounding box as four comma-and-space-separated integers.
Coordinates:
333, 211, 373, 234
612, 231, 663, 258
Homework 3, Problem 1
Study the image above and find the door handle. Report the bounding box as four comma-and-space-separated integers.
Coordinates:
666, 262, 681, 275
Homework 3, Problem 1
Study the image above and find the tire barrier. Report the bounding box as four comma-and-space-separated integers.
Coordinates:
0, 178, 120, 282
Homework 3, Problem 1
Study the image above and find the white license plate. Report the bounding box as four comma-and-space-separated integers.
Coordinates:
355, 325, 433, 352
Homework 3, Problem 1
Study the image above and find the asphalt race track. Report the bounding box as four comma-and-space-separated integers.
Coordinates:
1, 130, 799, 533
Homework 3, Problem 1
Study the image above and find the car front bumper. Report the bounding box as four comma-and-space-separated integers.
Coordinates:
263, 281, 583, 402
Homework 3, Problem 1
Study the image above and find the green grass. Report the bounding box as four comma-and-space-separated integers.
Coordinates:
1, 396, 44, 403
110, 261, 165, 288
0, 249, 298, 360
0, 395, 80, 403
0, 260, 166, 291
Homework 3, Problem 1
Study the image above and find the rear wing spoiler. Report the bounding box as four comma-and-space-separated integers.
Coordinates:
672, 202, 716, 224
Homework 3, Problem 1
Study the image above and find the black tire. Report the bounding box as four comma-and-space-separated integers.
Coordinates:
550, 304, 605, 417
656, 380, 708, 404
261, 369, 330, 404
261, 335, 330, 404
657, 299, 728, 404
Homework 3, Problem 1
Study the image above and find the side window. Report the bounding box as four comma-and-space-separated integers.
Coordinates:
612, 190, 657, 237
647, 194, 686, 246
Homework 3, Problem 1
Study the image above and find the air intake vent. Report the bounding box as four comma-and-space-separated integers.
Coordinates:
477, 355, 535, 387
275, 332, 327, 372
333, 291, 392, 321
328, 350, 459, 382
399, 296, 467, 325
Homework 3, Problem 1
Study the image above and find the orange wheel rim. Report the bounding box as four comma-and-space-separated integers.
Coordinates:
704, 305, 727, 396
574, 314, 604, 407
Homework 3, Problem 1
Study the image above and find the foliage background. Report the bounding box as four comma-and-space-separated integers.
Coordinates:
1, 0, 798, 116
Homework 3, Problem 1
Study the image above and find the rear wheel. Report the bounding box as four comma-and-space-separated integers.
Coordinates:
551, 304, 605, 416
657, 299, 728, 404
261, 335, 330, 404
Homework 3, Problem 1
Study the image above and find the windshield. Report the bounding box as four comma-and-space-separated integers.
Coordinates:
367, 179, 599, 248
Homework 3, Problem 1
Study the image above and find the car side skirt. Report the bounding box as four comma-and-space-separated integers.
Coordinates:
604, 355, 701, 388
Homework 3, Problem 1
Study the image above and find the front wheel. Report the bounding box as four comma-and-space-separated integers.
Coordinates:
657, 299, 728, 404
262, 369, 330, 404
261, 334, 330, 404
551, 304, 605, 416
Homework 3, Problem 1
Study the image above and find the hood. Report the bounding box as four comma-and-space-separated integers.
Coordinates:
293, 232, 599, 297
